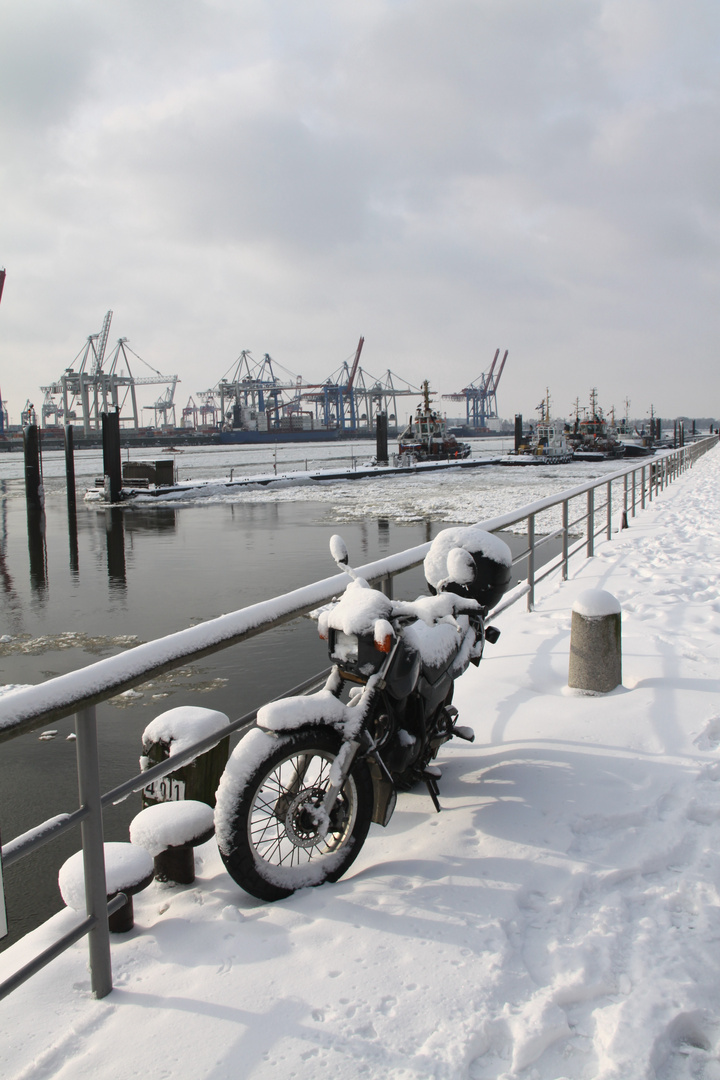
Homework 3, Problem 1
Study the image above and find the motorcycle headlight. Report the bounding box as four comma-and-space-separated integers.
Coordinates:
330, 630, 359, 664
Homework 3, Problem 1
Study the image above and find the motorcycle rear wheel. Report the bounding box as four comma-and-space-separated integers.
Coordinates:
215, 726, 374, 901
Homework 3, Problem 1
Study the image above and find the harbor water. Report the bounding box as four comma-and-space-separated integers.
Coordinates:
1, 437, 622, 947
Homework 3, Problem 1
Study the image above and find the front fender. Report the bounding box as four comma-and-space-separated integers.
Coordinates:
257, 674, 379, 739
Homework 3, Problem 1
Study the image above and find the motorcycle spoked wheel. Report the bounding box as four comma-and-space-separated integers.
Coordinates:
216, 726, 374, 901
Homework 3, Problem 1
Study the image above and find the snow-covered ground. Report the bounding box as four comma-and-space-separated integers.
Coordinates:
2, 444, 720, 1080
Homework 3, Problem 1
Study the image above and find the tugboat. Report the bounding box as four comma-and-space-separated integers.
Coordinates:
398, 381, 471, 462
569, 391, 625, 460
511, 390, 573, 464
616, 401, 656, 457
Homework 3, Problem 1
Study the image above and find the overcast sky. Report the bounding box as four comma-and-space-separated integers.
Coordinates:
1, 0, 718, 427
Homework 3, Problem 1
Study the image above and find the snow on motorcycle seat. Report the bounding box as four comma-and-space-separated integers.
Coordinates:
424, 525, 512, 611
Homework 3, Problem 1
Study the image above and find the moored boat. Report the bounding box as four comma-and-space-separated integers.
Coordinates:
398, 381, 471, 462
569, 391, 625, 460
510, 390, 573, 464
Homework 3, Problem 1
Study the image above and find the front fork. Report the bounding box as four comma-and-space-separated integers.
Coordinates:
281, 659, 402, 839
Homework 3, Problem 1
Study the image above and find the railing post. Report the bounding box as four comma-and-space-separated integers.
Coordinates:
649, 463, 654, 502
527, 513, 535, 610
562, 499, 569, 581
75, 706, 113, 998
641, 465, 646, 509
380, 575, 393, 600
606, 480, 612, 540
632, 467, 636, 517
586, 488, 594, 558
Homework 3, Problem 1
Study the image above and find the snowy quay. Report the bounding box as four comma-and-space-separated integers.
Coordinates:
2, 437, 720, 1080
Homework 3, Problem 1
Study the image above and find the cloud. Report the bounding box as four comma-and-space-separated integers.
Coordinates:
1, 0, 719, 423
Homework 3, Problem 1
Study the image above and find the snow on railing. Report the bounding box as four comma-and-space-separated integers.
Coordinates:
0, 435, 716, 1002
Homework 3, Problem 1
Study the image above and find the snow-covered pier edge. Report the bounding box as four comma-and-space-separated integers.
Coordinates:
2, 439, 720, 1080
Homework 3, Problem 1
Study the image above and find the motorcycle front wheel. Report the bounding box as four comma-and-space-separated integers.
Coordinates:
215, 725, 374, 901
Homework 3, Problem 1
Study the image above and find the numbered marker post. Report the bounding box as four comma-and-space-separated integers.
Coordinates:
140, 707, 230, 809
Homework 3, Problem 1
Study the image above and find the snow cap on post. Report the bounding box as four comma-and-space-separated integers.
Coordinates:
572, 589, 622, 619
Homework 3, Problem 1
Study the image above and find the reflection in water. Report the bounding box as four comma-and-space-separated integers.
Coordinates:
1, 491, 23, 632
359, 519, 369, 557
124, 508, 177, 534
105, 508, 126, 588
67, 499, 79, 578
378, 518, 390, 551
26, 506, 48, 598
101, 507, 177, 591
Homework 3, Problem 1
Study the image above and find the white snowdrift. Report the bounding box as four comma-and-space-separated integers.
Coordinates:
2, 445, 720, 1080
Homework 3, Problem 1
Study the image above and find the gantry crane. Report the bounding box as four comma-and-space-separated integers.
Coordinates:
143, 378, 179, 428
40, 313, 179, 433
198, 338, 417, 434
181, 396, 200, 429
442, 349, 508, 429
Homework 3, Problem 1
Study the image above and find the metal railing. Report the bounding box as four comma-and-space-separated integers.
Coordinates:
1, 435, 716, 1000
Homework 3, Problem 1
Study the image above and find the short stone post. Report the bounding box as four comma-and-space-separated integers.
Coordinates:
140, 706, 230, 809
568, 589, 622, 693
130, 800, 215, 885
59, 842, 155, 935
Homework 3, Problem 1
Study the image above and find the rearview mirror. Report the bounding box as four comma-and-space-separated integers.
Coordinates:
330, 534, 350, 567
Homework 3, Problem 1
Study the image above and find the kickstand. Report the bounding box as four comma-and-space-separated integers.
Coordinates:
424, 774, 442, 813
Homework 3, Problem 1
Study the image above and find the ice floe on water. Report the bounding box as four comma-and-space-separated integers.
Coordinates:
130, 459, 625, 530
0, 632, 143, 659
3, 438, 624, 527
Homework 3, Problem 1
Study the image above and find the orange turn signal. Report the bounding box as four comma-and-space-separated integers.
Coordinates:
374, 633, 393, 654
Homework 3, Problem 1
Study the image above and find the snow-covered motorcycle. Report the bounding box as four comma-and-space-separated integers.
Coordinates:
215, 525, 512, 901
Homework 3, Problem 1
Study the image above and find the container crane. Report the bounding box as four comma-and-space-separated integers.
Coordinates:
443, 349, 508, 430
196, 338, 420, 435
181, 397, 199, 429
143, 378, 179, 428
40, 314, 179, 433
317, 336, 364, 430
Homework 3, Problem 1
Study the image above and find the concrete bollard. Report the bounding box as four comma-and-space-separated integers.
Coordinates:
130, 800, 215, 885
140, 707, 230, 810
568, 589, 622, 693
